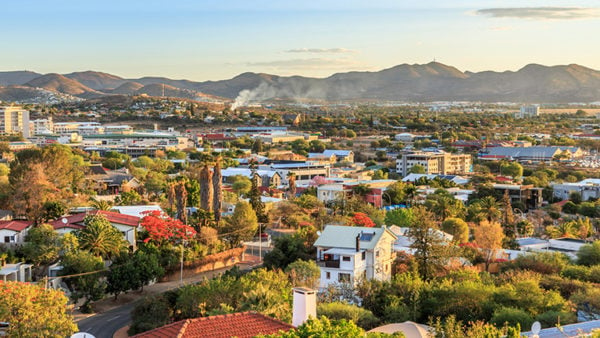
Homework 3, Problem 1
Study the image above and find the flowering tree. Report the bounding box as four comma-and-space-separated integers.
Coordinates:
309, 176, 333, 187
350, 212, 375, 227
140, 211, 196, 244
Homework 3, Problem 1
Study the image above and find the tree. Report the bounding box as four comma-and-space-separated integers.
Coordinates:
231, 175, 252, 196
473, 220, 505, 271
221, 201, 258, 247
140, 211, 197, 245
0, 281, 77, 337
409, 164, 426, 174
350, 212, 376, 227
385, 208, 415, 227
408, 207, 451, 280
264, 230, 316, 270
441, 218, 469, 244
22, 224, 60, 276
91, 199, 114, 211
200, 164, 214, 212
316, 302, 381, 330
500, 162, 523, 179
501, 190, 515, 229
128, 295, 173, 336
473, 196, 502, 223
384, 182, 407, 205
42, 201, 67, 222
577, 240, 600, 266
252, 138, 263, 153
77, 214, 128, 259
61, 250, 106, 312
276, 317, 365, 338
213, 160, 223, 223
248, 173, 268, 223
286, 259, 321, 288
288, 172, 297, 199
8, 163, 57, 224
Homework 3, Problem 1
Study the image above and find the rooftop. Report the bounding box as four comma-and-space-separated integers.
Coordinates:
132, 311, 293, 338
314, 225, 396, 250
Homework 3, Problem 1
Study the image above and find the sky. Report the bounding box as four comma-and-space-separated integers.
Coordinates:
2, 0, 600, 81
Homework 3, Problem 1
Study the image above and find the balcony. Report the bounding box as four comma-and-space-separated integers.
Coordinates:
317, 259, 340, 268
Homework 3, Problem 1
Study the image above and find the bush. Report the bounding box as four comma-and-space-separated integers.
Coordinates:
539, 275, 591, 299
561, 265, 591, 281
536, 310, 577, 328
317, 302, 380, 330
128, 295, 173, 335
502, 252, 570, 274
577, 241, 600, 266
571, 288, 600, 313
490, 307, 534, 329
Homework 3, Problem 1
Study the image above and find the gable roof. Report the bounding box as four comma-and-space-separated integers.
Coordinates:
51, 210, 140, 229
132, 311, 293, 338
0, 220, 33, 232
323, 149, 352, 157
314, 225, 397, 250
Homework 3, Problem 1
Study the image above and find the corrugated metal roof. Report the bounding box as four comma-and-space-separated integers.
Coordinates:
314, 225, 396, 250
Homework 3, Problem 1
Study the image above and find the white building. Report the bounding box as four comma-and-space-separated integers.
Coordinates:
314, 225, 397, 289
0, 220, 32, 245
394, 133, 416, 142
30, 117, 54, 135
552, 179, 600, 201
396, 151, 472, 177
0, 106, 30, 138
516, 105, 540, 119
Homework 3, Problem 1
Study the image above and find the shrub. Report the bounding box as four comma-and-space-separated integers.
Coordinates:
502, 252, 569, 274
128, 295, 173, 335
561, 265, 591, 281
490, 307, 534, 329
317, 302, 380, 330
536, 310, 577, 328
539, 275, 591, 299
571, 288, 600, 313
577, 241, 600, 266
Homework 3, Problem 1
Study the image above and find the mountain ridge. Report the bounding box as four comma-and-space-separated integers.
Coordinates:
2, 62, 600, 103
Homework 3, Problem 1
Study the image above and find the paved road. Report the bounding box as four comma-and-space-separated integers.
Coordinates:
77, 302, 136, 338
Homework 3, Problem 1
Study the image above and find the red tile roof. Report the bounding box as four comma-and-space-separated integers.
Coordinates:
133, 312, 294, 338
51, 210, 140, 229
0, 220, 32, 232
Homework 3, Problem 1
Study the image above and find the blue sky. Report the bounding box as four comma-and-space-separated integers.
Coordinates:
2, 0, 599, 80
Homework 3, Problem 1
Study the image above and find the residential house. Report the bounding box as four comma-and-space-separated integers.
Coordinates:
322, 150, 354, 163
316, 179, 397, 207
0, 220, 33, 245
132, 311, 294, 338
314, 225, 397, 289
221, 168, 282, 188
52, 210, 140, 248
87, 165, 141, 195
282, 113, 302, 126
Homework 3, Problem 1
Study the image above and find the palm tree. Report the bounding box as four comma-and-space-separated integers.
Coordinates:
546, 221, 577, 239
91, 199, 114, 211
77, 215, 127, 259
475, 196, 502, 223
287, 172, 297, 199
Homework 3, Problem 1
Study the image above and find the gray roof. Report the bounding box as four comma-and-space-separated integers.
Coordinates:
522, 319, 600, 337
314, 225, 397, 250
482, 146, 580, 159
516, 237, 548, 246
323, 150, 353, 157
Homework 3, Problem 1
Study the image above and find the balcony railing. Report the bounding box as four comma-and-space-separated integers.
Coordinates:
317, 259, 340, 268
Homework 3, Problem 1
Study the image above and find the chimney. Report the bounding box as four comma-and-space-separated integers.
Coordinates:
292, 287, 316, 327
355, 233, 361, 252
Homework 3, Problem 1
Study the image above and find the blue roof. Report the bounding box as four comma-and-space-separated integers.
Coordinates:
323, 150, 352, 157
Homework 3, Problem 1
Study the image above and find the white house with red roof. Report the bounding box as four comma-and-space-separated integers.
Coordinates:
0, 220, 33, 244
52, 210, 140, 248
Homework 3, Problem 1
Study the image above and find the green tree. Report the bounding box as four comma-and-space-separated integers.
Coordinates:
317, 302, 381, 330
221, 201, 258, 247
248, 173, 268, 223
76, 214, 128, 259
264, 231, 316, 270
385, 208, 415, 227
22, 224, 60, 275
408, 207, 451, 280
441, 218, 469, 244
42, 201, 67, 222
577, 240, 600, 266
61, 250, 106, 312
286, 259, 321, 288
0, 281, 77, 337
128, 295, 173, 336
275, 317, 365, 338
231, 175, 252, 196
409, 164, 426, 174
500, 162, 523, 179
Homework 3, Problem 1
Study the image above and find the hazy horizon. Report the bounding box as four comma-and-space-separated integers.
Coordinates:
2, 0, 600, 81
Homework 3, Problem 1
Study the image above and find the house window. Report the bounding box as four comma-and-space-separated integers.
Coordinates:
342, 256, 351, 262
362, 252, 366, 260
326, 272, 331, 279
376, 250, 380, 257
4, 236, 15, 243
338, 273, 351, 283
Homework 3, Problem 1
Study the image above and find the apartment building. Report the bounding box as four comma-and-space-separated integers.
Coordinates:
396, 151, 471, 177
0, 106, 30, 138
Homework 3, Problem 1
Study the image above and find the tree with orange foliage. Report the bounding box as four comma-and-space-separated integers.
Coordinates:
350, 212, 375, 227
140, 211, 196, 244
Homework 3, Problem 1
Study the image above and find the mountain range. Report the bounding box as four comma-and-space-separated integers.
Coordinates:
2, 62, 600, 103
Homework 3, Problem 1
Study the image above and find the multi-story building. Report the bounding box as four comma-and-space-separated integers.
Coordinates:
261, 162, 330, 184
552, 179, 600, 201
314, 225, 397, 289
0, 106, 30, 138
396, 151, 472, 177
492, 184, 543, 209
30, 117, 54, 135
317, 179, 397, 207
515, 105, 540, 119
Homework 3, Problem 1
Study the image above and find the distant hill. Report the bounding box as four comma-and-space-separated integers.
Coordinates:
3, 62, 600, 102
24, 73, 103, 98
0, 71, 42, 86
64, 71, 126, 90
108, 81, 144, 95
